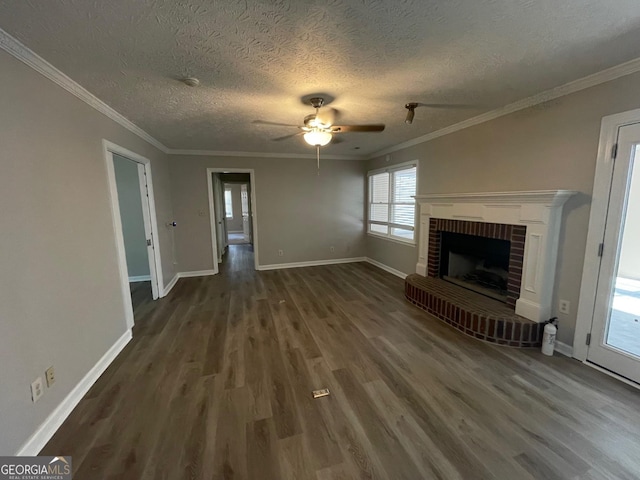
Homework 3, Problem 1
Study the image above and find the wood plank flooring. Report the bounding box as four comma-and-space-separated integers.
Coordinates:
42, 245, 640, 479
130, 281, 153, 315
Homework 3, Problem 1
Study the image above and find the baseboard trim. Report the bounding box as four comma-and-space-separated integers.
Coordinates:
128, 275, 151, 283
364, 258, 408, 279
178, 269, 217, 278
161, 270, 218, 297
161, 274, 179, 297
16, 329, 133, 456
554, 341, 574, 358
258, 257, 367, 271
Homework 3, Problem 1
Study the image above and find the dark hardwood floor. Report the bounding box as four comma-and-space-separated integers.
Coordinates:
42, 245, 640, 479
130, 280, 153, 315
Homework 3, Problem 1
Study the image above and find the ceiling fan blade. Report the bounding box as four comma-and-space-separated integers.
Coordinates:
253, 120, 300, 128
316, 107, 338, 127
331, 124, 385, 133
417, 103, 480, 110
272, 132, 303, 141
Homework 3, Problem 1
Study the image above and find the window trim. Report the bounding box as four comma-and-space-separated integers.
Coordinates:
367, 160, 418, 245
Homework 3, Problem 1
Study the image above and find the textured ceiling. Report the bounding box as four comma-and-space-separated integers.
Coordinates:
3, 0, 640, 156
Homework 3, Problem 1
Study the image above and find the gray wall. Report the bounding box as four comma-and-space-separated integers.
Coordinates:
113, 155, 150, 278
224, 183, 244, 232
366, 71, 640, 346
169, 157, 367, 270
0, 49, 174, 454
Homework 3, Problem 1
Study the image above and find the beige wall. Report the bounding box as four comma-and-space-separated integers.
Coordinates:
0, 50, 174, 454
113, 154, 150, 278
169, 156, 367, 270
367, 71, 640, 346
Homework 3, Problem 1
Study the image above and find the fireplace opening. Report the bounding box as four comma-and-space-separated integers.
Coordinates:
439, 232, 511, 302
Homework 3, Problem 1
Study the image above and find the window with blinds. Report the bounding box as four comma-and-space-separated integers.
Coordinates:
368, 164, 417, 242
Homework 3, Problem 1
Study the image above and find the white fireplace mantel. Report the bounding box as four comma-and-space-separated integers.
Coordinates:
414, 190, 577, 322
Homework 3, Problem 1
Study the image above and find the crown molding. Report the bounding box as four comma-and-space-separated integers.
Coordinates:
0, 27, 169, 154
5, 24, 640, 163
167, 149, 366, 160
0, 27, 364, 161
370, 56, 640, 159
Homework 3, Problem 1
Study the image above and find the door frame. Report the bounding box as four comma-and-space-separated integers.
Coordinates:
206, 168, 260, 271
103, 140, 164, 328
575, 109, 640, 363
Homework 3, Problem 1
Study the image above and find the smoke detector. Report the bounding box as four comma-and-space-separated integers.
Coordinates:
182, 77, 200, 87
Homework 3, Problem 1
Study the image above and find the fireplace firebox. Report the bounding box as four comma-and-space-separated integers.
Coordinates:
439, 232, 511, 302
427, 218, 525, 308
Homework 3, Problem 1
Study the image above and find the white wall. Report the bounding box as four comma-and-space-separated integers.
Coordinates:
0, 49, 174, 455
366, 70, 640, 346
113, 154, 150, 279
169, 156, 367, 270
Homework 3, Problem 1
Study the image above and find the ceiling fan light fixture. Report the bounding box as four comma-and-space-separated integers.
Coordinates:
405, 102, 418, 124
304, 129, 332, 146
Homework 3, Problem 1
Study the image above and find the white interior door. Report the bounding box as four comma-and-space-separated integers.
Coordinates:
212, 174, 225, 263
241, 184, 251, 243
588, 122, 640, 384
136, 163, 159, 300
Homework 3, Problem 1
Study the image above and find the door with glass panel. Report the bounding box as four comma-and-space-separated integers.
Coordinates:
588, 123, 640, 384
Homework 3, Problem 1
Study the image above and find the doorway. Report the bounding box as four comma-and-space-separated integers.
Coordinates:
577, 116, 640, 385
223, 181, 252, 246
207, 168, 259, 272
104, 141, 163, 328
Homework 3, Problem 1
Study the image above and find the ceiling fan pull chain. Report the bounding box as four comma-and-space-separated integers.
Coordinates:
317, 145, 320, 175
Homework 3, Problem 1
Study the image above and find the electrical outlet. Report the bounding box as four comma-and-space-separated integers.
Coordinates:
278, 249, 284, 257
329, 246, 335, 253
559, 300, 570, 315
31, 377, 44, 403
45, 366, 55, 387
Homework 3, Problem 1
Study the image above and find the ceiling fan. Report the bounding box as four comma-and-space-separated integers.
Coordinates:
254, 97, 385, 172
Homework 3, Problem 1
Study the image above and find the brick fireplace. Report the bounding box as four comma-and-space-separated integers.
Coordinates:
405, 191, 575, 347
414, 191, 576, 323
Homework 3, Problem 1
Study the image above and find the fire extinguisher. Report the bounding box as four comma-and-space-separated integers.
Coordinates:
542, 317, 558, 356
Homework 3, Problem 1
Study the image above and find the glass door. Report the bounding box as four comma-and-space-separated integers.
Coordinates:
588, 123, 640, 384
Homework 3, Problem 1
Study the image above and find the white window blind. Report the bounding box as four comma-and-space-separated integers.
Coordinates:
224, 188, 233, 219
368, 164, 416, 242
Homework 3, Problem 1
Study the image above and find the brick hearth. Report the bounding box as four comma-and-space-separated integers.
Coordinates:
405, 274, 543, 347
